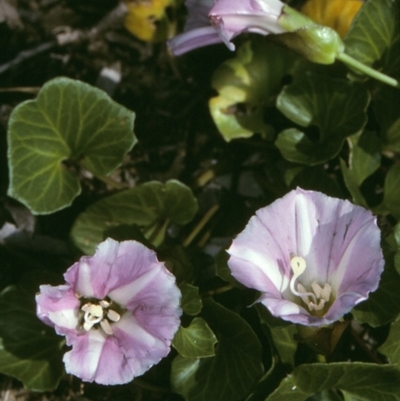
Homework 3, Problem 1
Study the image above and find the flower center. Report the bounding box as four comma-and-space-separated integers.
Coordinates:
289, 255, 331, 313
81, 299, 121, 335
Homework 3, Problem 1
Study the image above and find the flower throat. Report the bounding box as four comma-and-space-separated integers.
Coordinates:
289, 255, 331, 313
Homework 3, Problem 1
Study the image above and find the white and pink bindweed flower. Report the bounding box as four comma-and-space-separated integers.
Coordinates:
36, 238, 182, 385
168, 0, 286, 55
227, 188, 384, 326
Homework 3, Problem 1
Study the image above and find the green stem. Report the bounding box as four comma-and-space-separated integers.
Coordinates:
183, 204, 220, 247
203, 284, 234, 297
149, 219, 169, 247
336, 52, 399, 88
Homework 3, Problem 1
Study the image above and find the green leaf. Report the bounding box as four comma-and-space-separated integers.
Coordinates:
209, 39, 296, 141
340, 159, 368, 208
266, 363, 400, 401
374, 86, 400, 152
287, 166, 342, 198
171, 299, 263, 401
346, 132, 381, 186
0, 287, 64, 391
340, 131, 380, 207
342, 392, 364, 401
103, 224, 155, 249
70, 180, 198, 254
373, 165, 400, 220
353, 245, 400, 327
7, 77, 136, 214
344, 0, 399, 67
172, 317, 217, 358
180, 282, 203, 316
378, 319, 400, 365
275, 73, 369, 165
393, 223, 400, 275
246, 362, 289, 401
269, 325, 298, 367
159, 245, 195, 284
256, 304, 297, 366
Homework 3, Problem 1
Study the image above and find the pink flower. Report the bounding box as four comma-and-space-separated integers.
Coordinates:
36, 238, 181, 385
227, 188, 384, 326
168, 0, 286, 55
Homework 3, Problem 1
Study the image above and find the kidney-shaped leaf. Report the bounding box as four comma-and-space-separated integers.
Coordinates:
266, 362, 400, 401
378, 319, 400, 365
8, 77, 136, 214
344, 0, 398, 67
180, 282, 203, 316
173, 317, 217, 359
275, 73, 369, 165
171, 299, 263, 401
373, 165, 400, 220
71, 180, 198, 254
0, 286, 64, 391
374, 86, 400, 152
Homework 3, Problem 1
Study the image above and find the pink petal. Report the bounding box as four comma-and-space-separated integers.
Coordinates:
65, 239, 171, 301
63, 330, 107, 383
168, 26, 225, 55
36, 284, 80, 336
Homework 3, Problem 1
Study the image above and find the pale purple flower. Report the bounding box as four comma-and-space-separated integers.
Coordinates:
168, 0, 286, 55
36, 238, 181, 385
227, 188, 384, 326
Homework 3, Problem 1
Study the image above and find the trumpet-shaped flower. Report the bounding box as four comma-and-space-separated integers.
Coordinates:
168, 0, 286, 55
227, 188, 384, 326
36, 238, 182, 385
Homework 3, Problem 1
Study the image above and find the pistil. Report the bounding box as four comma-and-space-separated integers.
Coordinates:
81, 299, 121, 335
289, 255, 331, 313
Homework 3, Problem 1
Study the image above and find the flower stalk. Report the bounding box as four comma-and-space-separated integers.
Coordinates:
335, 52, 400, 88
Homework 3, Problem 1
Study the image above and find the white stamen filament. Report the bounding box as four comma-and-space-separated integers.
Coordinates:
81, 301, 121, 335
289, 257, 317, 303
100, 319, 113, 335
289, 256, 331, 312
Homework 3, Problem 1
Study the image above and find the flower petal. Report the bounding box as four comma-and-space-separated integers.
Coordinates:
36, 284, 80, 335
210, 0, 285, 41
168, 26, 225, 55
63, 330, 107, 383
65, 239, 176, 301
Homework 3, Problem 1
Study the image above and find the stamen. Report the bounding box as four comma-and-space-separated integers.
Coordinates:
289, 256, 316, 302
80, 300, 121, 335
297, 283, 314, 305
100, 319, 113, 335
289, 256, 331, 313
321, 283, 332, 301
311, 282, 323, 298
99, 300, 110, 308
107, 309, 121, 322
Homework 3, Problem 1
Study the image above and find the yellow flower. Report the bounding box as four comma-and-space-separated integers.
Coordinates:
301, 0, 363, 38
124, 0, 174, 42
